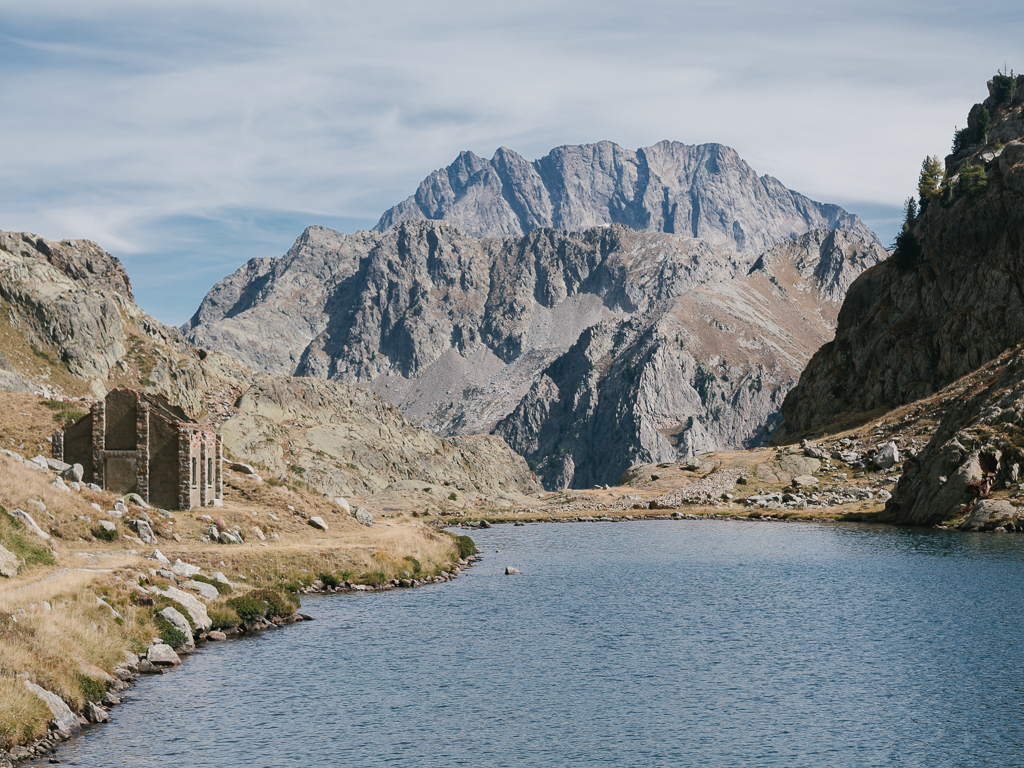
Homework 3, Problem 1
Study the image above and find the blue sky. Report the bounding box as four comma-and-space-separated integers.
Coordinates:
0, 1, 1020, 325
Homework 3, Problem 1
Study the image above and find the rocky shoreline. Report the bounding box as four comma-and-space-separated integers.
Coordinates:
0, 553, 482, 768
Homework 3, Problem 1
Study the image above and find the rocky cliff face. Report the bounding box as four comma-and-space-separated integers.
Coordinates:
0, 230, 539, 497
374, 141, 879, 252
186, 221, 884, 488
495, 229, 883, 487
779, 78, 1024, 441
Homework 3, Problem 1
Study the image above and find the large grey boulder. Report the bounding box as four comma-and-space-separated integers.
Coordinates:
354, 508, 373, 527
23, 680, 80, 737
960, 499, 1022, 531
0, 544, 19, 578
127, 519, 156, 544
873, 442, 901, 470
308, 516, 329, 531
157, 606, 195, 651
149, 586, 212, 631
146, 643, 182, 666
7, 508, 49, 540
84, 701, 110, 723
181, 580, 219, 600
61, 463, 84, 483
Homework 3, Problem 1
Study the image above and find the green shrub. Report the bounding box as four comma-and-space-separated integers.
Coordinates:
355, 570, 387, 586
207, 602, 241, 631
154, 615, 188, 648
993, 71, 1016, 105
448, 492, 458, 501
0, 508, 56, 569
76, 673, 106, 704
90, 524, 118, 542
226, 593, 268, 621
959, 164, 988, 197
190, 574, 232, 595
317, 572, 340, 589
450, 533, 478, 559
282, 579, 303, 593
249, 588, 299, 618
403, 556, 422, 575
952, 126, 973, 155
41, 399, 87, 425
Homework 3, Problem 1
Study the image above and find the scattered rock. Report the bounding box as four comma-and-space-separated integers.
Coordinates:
354, 508, 373, 527
505, 567, 522, 575
136, 659, 163, 674
180, 580, 219, 600
146, 643, 182, 666
207, 630, 228, 641
127, 519, 156, 544
230, 462, 258, 475
61, 463, 84, 483
149, 586, 212, 631
151, 549, 171, 566
478, 519, 492, 529
218, 530, 243, 544
792, 475, 818, 488
84, 702, 109, 724
170, 559, 200, 578
125, 493, 150, 508
872, 441, 901, 470
210, 571, 230, 585
334, 497, 351, 514
308, 516, 328, 531
98, 520, 116, 533
50, 476, 71, 492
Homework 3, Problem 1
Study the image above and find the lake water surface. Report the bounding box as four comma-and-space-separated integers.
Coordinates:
44, 520, 1024, 767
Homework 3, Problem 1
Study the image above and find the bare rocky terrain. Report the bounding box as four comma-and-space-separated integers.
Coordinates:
374, 140, 879, 252
0, 231, 539, 499
185, 221, 884, 488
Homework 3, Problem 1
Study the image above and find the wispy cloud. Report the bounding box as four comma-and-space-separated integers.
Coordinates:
0, 0, 1019, 322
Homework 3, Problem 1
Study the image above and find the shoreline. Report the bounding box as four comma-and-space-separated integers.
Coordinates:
0, 551, 483, 768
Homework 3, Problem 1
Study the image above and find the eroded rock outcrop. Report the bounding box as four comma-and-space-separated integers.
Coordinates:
779, 78, 1024, 439
374, 141, 878, 252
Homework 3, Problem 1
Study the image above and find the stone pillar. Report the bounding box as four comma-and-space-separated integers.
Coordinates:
136, 400, 150, 503
91, 401, 105, 489
177, 427, 192, 510
215, 433, 224, 503
51, 430, 64, 462
199, 437, 208, 508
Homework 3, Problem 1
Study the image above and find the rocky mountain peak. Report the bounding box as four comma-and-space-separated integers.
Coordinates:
374, 140, 878, 253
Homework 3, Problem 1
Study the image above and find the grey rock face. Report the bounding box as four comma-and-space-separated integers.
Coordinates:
374, 141, 878, 252
779, 98, 1024, 438
23, 680, 80, 737
187, 220, 882, 488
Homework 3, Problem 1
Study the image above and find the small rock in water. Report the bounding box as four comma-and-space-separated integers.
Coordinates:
505, 567, 522, 575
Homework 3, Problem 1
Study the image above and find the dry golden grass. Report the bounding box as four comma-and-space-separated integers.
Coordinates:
0, 678, 50, 748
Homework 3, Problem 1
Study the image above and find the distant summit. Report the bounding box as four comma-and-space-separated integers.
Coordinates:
375, 140, 879, 252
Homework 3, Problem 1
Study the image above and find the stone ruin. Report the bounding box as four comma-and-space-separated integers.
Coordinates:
52, 387, 222, 510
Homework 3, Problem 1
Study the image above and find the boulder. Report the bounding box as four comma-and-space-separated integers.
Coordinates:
219, 530, 243, 544
960, 499, 1022, 531
125, 492, 150, 508
146, 643, 181, 666
51, 476, 71, 492
0, 544, 19, 578
354, 508, 373, 527
505, 567, 522, 575
478, 520, 492, 529
250, 526, 266, 540
44, 457, 71, 473
60, 463, 85, 483
23, 680, 80, 736
136, 659, 163, 674
308, 516, 328, 531
149, 586, 212, 631
8, 508, 50, 540
210, 571, 230, 585
181, 580, 219, 600
127, 519, 156, 544
334, 497, 351, 514
230, 462, 257, 475
85, 702, 110, 723
207, 630, 228, 641
98, 520, 116, 533
873, 441, 901, 470
151, 549, 171, 565
792, 475, 819, 488
157, 607, 195, 651
96, 597, 121, 618
171, 559, 200, 578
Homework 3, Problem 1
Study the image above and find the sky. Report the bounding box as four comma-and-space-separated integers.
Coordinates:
0, 1, 1020, 325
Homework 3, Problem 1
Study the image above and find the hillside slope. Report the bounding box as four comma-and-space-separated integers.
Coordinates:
0, 231, 539, 498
